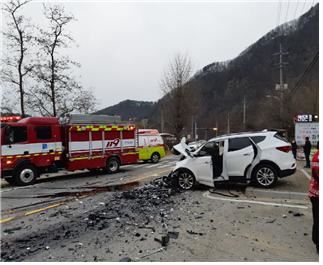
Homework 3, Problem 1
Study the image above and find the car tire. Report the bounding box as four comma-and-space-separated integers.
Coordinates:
176, 169, 196, 190
106, 157, 120, 174
150, 152, 160, 163
13, 165, 38, 186
252, 164, 278, 188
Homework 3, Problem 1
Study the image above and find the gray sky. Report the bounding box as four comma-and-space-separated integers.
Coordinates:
17, 0, 317, 109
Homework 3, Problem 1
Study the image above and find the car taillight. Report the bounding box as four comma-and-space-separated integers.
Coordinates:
276, 146, 292, 153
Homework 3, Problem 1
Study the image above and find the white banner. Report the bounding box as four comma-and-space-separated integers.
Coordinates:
295, 122, 319, 146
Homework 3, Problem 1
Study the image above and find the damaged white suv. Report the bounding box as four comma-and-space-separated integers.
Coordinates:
170, 131, 296, 189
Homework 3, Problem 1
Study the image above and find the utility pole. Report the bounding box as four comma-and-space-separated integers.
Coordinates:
227, 113, 230, 133
273, 43, 288, 128
243, 96, 246, 130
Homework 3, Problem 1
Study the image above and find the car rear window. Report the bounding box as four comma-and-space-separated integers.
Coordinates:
251, 136, 266, 144
228, 137, 251, 152
274, 133, 289, 143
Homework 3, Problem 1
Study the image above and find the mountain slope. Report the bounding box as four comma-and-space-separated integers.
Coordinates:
97, 5, 318, 137
151, 4, 319, 135
95, 100, 155, 121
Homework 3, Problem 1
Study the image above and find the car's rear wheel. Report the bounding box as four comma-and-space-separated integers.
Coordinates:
106, 157, 120, 174
176, 170, 196, 190
253, 164, 278, 188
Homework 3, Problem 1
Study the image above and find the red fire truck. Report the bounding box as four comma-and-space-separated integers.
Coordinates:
0, 114, 138, 186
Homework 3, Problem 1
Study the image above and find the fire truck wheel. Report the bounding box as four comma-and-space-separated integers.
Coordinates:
13, 165, 38, 186
151, 152, 160, 163
106, 157, 120, 174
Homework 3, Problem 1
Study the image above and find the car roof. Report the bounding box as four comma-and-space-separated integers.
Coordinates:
209, 130, 276, 141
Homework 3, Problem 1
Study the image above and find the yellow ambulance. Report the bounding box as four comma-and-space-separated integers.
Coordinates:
137, 129, 166, 163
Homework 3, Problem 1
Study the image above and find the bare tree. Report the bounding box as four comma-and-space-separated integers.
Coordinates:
1, 0, 33, 116
30, 4, 96, 117
160, 54, 193, 139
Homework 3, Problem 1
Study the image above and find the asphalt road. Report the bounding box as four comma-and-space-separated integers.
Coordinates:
1, 156, 178, 221
0, 156, 317, 261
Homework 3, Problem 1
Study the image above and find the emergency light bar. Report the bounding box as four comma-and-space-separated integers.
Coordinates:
0, 116, 22, 122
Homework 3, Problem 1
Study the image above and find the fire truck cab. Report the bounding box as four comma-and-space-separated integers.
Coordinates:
1, 115, 138, 186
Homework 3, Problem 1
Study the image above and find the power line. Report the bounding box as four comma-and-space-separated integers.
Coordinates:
276, 0, 282, 36
276, 0, 282, 27
289, 51, 319, 94
284, 1, 290, 23
300, 1, 307, 14
294, 0, 299, 19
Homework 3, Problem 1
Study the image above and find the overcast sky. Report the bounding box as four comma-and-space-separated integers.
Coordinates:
10, 0, 317, 109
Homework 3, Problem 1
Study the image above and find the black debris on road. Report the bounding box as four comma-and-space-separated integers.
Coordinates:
0, 178, 180, 262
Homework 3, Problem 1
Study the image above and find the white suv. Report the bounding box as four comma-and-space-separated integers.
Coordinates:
170, 131, 296, 189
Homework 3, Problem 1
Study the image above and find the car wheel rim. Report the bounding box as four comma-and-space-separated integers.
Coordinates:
20, 169, 34, 183
109, 161, 118, 172
178, 172, 194, 190
152, 154, 159, 162
256, 167, 275, 186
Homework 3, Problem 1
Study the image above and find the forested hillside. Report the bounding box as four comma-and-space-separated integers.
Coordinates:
97, 5, 318, 137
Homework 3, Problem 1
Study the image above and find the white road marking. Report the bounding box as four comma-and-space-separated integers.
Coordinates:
298, 168, 311, 180
156, 164, 174, 169
251, 189, 307, 196
202, 191, 308, 209
145, 164, 158, 168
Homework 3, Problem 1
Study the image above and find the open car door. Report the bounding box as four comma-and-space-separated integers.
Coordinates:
246, 137, 262, 183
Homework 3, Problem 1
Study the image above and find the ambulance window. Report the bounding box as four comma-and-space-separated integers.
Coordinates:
9, 126, 27, 143
36, 126, 52, 139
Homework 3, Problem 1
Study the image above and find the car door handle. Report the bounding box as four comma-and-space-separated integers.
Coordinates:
243, 153, 252, 156
204, 161, 211, 164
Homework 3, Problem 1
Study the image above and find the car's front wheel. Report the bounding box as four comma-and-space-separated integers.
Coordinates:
176, 170, 196, 190
253, 164, 278, 188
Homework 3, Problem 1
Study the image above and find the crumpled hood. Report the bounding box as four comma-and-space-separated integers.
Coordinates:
172, 137, 193, 157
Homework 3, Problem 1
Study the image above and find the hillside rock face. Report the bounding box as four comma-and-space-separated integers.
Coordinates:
97, 5, 318, 136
